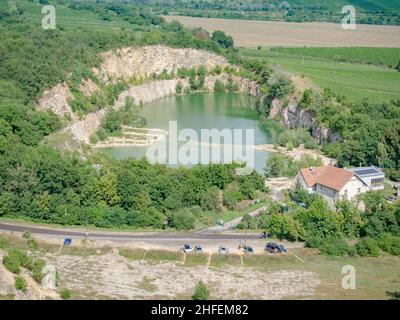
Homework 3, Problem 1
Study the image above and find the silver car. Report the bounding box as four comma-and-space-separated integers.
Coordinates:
218, 246, 230, 254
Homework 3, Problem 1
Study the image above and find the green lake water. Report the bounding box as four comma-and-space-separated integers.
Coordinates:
104, 93, 275, 172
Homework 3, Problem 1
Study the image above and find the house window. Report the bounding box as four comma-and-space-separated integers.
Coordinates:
357, 188, 361, 194
371, 178, 384, 187
344, 189, 348, 200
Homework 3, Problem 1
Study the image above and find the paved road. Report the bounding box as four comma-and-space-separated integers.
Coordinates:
0, 222, 261, 241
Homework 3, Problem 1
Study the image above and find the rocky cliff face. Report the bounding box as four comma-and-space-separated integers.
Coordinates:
269, 76, 342, 144
94, 45, 229, 83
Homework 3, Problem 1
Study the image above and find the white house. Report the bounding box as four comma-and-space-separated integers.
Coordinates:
294, 165, 384, 206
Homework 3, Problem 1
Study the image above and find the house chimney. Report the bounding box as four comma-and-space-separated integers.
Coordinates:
309, 167, 316, 174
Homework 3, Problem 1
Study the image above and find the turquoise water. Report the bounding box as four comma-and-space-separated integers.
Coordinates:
104, 93, 273, 172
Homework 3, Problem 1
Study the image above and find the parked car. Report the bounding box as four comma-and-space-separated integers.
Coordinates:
183, 244, 193, 254
218, 246, 230, 254
194, 245, 203, 253
216, 219, 224, 226
244, 246, 254, 254
265, 242, 287, 254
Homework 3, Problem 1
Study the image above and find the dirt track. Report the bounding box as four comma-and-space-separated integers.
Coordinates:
163, 16, 400, 47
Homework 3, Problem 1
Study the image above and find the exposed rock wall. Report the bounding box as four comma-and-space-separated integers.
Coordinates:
37, 83, 73, 118
94, 45, 229, 83
269, 98, 342, 144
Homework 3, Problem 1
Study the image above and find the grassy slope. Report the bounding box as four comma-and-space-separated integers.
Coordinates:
240, 47, 400, 102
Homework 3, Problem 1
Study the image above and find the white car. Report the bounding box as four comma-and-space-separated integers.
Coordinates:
218, 246, 230, 254
183, 244, 193, 254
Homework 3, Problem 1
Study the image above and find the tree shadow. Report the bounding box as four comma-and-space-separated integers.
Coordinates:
386, 291, 400, 300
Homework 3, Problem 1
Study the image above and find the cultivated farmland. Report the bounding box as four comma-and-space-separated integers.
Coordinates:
163, 15, 400, 48
240, 47, 400, 102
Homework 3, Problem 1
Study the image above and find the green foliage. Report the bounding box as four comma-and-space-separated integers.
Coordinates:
32, 259, 46, 283
213, 79, 225, 92
2, 249, 33, 274
305, 236, 356, 256
266, 214, 305, 241
169, 208, 195, 230
212, 30, 233, 48
356, 238, 380, 257
264, 154, 322, 178
378, 234, 400, 256
192, 281, 210, 300
60, 289, 71, 300
15, 276, 27, 293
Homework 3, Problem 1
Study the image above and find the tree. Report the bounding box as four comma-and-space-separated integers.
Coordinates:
192, 281, 210, 300
169, 208, 195, 230
212, 30, 234, 48
396, 61, 400, 72
99, 172, 120, 206
214, 79, 225, 92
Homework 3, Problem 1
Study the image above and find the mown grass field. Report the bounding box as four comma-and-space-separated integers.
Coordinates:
240, 47, 400, 102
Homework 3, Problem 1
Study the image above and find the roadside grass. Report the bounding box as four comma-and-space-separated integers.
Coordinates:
143, 249, 184, 263
184, 253, 209, 267
119, 248, 146, 260
240, 48, 400, 103
209, 254, 242, 268
0, 294, 15, 300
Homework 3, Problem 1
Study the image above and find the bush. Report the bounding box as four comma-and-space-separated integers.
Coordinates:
214, 79, 225, 92
192, 281, 210, 300
3, 249, 33, 274
15, 276, 27, 293
266, 214, 305, 241
3, 255, 20, 274
60, 289, 71, 300
378, 234, 400, 256
169, 208, 195, 230
32, 259, 46, 283
305, 236, 356, 256
356, 238, 380, 257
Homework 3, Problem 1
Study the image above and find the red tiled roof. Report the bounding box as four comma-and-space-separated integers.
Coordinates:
300, 166, 354, 191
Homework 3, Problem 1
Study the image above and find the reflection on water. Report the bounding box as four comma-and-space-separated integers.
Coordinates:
104, 93, 274, 172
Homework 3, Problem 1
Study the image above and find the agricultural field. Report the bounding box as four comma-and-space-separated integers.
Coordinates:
240, 47, 400, 102
268, 47, 400, 69
163, 15, 400, 47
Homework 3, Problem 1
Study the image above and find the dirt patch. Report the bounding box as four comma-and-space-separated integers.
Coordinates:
51, 253, 319, 300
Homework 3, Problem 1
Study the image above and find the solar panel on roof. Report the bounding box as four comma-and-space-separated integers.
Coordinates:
354, 169, 379, 176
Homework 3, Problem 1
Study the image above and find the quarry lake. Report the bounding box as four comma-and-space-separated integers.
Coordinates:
104, 93, 274, 172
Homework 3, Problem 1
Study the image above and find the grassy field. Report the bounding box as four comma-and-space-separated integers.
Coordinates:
269, 47, 400, 69
240, 47, 400, 102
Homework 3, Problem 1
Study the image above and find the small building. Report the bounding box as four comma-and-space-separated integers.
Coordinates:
346, 166, 385, 191
294, 165, 384, 206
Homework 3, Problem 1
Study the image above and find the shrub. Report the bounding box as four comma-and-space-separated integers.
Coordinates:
15, 276, 27, 293
214, 79, 225, 92
3, 255, 20, 274
192, 281, 210, 300
266, 214, 305, 241
169, 208, 195, 230
378, 234, 400, 256
355, 238, 380, 257
32, 259, 46, 283
305, 236, 355, 256
60, 289, 71, 300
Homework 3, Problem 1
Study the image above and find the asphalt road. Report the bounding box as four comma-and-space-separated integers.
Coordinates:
0, 222, 260, 241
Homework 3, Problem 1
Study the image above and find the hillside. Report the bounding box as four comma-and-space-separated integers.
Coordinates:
146, 0, 400, 25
